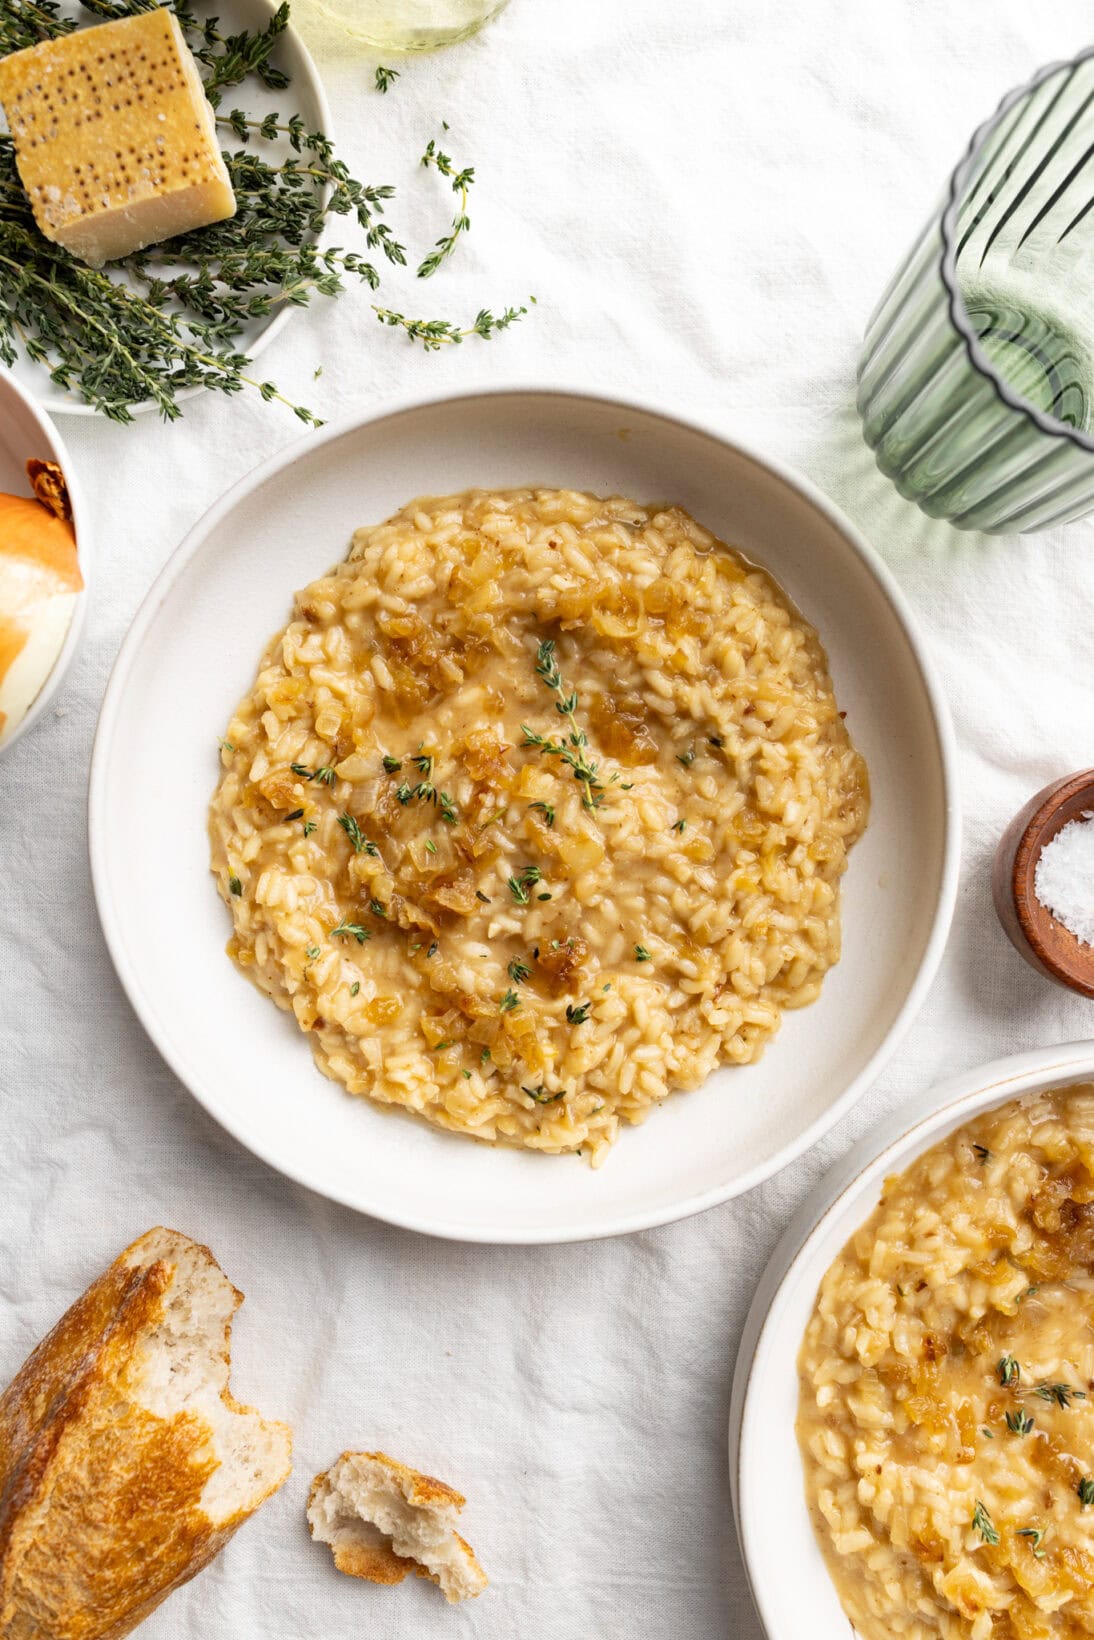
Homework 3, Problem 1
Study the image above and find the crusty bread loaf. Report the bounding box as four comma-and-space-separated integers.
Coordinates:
0, 1227, 292, 1640
307, 1450, 487, 1603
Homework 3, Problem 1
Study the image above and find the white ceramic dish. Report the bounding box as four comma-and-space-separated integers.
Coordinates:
730, 1040, 1094, 1640
8, 0, 329, 418
0, 366, 90, 755
88, 385, 960, 1243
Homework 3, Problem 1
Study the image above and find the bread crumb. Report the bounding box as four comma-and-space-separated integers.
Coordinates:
307, 1450, 488, 1603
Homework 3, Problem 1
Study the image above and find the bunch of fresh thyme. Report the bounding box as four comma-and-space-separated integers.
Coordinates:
0, 0, 528, 421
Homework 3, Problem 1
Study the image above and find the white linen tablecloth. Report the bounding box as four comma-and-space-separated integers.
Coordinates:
3, 2, 1094, 1634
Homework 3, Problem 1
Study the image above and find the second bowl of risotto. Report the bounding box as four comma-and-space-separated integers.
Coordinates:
731, 1040, 1094, 1640
89, 387, 958, 1241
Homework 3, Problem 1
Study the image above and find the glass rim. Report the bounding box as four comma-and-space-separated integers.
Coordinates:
940, 44, 1094, 457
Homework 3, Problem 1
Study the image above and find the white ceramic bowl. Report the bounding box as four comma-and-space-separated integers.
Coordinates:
0, 366, 90, 755
10, 0, 329, 419
730, 1040, 1094, 1640
88, 385, 959, 1242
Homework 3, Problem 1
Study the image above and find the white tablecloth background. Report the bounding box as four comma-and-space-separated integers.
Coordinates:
3, 2, 1094, 1634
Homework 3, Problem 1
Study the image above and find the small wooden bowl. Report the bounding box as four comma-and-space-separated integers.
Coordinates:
992, 769, 1094, 999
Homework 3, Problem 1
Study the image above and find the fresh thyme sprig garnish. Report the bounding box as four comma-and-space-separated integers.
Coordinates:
1017, 1526, 1047, 1559
997, 1355, 1020, 1388
1033, 1382, 1086, 1409
499, 989, 521, 1013
374, 64, 399, 93
1005, 1409, 1034, 1435
228, 874, 242, 896
971, 1501, 999, 1546
1079, 1477, 1094, 1508
331, 920, 370, 943
522, 1083, 565, 1104
522, 638, 604, 812
972, 1143, 991, 1162
292, 762, 336, 785
507, 958, 531, 983
418, 137, 473, 278
565, 1001, 591, 1025
338, 813, 378, 855
634, 945, 652, 962
529, 801, 555, 827
508, 865, 543, 904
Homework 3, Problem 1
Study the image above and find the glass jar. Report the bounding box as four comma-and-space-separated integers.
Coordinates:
311, 0, 510, 50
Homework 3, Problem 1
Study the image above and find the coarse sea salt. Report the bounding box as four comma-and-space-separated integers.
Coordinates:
1034, 810, 1094, 947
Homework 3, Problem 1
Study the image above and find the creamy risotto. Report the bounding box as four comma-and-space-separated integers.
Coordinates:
209, 488, 866, 1163
798, 1086, 1094, 1640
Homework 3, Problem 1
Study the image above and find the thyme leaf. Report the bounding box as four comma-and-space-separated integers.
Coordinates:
508, 865, 543, 904
331, 920, 370, 943
374, 64, 399, 92
522, 1083, 565, 1104
292, 762, 336, 785
338, 813, 378, 855
1033, 1382, 1086, 1409
971, 1501, 998, 1546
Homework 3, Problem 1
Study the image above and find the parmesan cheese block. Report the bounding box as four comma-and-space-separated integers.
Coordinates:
0, 8, 236, 268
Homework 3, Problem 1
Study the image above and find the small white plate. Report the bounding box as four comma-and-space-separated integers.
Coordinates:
88, 385, 960, 1242
0, 366, 91, 754
7, 0, 329, 418
729, 1041, 1094, 1640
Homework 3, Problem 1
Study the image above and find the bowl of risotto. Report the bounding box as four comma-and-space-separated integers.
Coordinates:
731, 1040, 1094, 1640
89, 386, 958, 1241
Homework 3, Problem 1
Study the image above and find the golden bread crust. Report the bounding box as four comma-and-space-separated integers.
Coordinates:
0, 1228, 289, 1640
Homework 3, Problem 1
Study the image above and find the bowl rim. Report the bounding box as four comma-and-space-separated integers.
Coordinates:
0, 364, 92, 756
87, 381, 962, 1241
941, 45, 1094, 456
729, 1039, 1094, 1640
32, 0, 331, 420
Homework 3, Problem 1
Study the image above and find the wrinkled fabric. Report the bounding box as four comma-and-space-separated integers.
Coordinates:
3, 1, 1094, 1635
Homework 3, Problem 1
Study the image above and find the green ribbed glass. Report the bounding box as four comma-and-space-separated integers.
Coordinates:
859, 48, 1094, 534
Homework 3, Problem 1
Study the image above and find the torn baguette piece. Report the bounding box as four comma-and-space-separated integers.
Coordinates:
0, 1227, 292, 1640
308, 1451, 488, 1604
